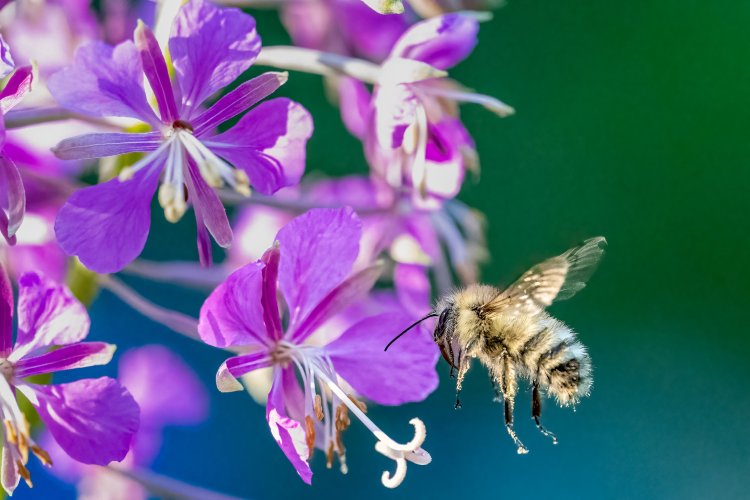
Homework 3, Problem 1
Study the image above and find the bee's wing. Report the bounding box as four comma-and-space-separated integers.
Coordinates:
483, 237, 607, 317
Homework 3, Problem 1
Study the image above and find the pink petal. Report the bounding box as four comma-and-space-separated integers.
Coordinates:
32, 377, 140, 465
54, 165, 160, 273
11, 272, 90, 359
266, 368, 312, 484
338, 77, 371, 140
184, 160, 232, 249
192, 72, 288, 136
326, 312, 439, 406
276, 207, 361, 330
169, 0, 261, 115
134, 21, 179, 123
207, 98, 313, 195
198, 260, 269, 348
52, 132, 163, 160
0, 264, 11, 359
47, 41, 159, 124
14, 342, 114, 378
390, 13, 478, 70
0, 153, 25, 241
0, 65, 33, 114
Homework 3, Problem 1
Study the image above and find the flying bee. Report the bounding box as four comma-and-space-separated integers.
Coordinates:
385, 237, 606, 454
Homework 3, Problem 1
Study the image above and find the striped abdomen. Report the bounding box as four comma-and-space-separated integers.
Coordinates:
513, 315, 592, 406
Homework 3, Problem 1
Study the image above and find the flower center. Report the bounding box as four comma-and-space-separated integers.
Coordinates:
0, 359, 13, 383
171, 119, 194, 132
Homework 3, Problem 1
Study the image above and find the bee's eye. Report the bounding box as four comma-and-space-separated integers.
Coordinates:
436, 308, 450, 337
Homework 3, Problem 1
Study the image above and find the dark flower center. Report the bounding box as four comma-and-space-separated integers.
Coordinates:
172, 119, 194, 132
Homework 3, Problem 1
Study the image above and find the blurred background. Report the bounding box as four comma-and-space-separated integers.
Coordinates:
29, 0, 750, 498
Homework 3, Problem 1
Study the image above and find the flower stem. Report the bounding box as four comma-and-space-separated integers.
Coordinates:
105, 465, 245, 500
256, 46, 381, 84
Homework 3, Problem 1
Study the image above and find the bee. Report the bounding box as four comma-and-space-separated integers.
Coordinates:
385, 237, 606, 453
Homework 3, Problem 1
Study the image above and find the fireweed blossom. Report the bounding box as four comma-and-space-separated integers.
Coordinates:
199, 207, 438, 487
349, 13, 513, 202
44, 345, 209, 500
0, 268, 139, 494
48, 0, 313, 272
0, 36, 32, 245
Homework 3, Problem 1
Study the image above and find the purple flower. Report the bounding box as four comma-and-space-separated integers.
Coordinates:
43, 345, 208, 500
0, 42, 33, 245
48, 0, 314, 272
340, 14, 512, 202
282, 0, 410, 62
199, 207, 438, 487
0, 268, 139, 495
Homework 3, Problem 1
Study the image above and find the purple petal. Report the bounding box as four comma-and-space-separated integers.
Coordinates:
326, 312, 439, 405
11, 273, 90, 359
198, 260, 269, 348
390, 14, 478, 70
276, 207, 361, 330
192, 72, 288, 136
394, 263, 432, 316
119, 345, 208, 427
118, 345, 208, 464
52, 132, 163, 160
169, 0, 261, 115
290, 262, 383, 344
14, 342, 115, 378
134, 21, 179, 123
338, 77, 371, 140
47, 41, 159, 124
184, 160, 232, 250
32, 377, 140, 465
224, 351, 272, 380
0, 65, 33, 114
55, 165, 160, 273
207, 98, 313, 195
0, 153, 25, 241
0, 264, 12, 358
266, 369, 312, 484
0, 35, 14, 79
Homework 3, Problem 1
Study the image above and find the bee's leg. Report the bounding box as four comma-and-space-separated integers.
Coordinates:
532, 382, 558, 444
454, 353, 470, 409
501, 359, 528, 454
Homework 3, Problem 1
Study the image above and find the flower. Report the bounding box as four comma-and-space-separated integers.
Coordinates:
342, 13, 513, 203
48, 0, 313, 272
43, 344, 208, 500
0, 36, 32, 245
281, 0, 411, 62
0, 268, 139, 495
199, 207, 438, 487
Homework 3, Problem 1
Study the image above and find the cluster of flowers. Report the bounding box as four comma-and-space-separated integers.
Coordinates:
0, 0, 511, 496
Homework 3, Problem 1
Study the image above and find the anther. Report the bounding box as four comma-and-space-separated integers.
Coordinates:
313, 395, 323, 421
304, 415, 316, 458
16, 460, 31, 487
325, 442, 335, 469
31, 445, 53, 467
4, 420, 17, 445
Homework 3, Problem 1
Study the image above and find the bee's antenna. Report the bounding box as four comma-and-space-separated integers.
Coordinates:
384, 312, 439, 351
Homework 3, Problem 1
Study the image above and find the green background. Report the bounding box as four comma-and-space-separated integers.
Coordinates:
32, 0, 750, 498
